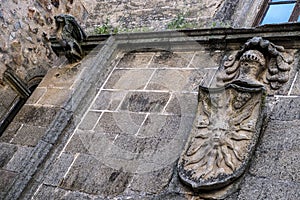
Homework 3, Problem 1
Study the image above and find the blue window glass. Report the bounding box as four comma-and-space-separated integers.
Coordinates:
271, 0, 295, 2
261, 3, 296, 25
271, 0, 296, 2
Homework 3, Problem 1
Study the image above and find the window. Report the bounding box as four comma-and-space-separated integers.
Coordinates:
0, 70, 42, 135
254, 0, 300, 25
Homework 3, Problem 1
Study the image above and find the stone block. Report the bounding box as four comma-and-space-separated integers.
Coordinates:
137, 114, 181, 139
113, 134, 170, 154
61, 191, 94, 200
152, 193, 188, 200
36, 88, 73, 107
270, 97, 300, 121
146, 69, 204, 92
117, 52, 154, 68
290, 72, 300, 95
60, 154, 132, 196
44, 153, 75, 186
91, 90, 126, 111
0, 87, 18, 108
3, 145, 33, 173
13, 105, 59, 127
64, 130, 90, 154
120, 92, 170, 113
128, 165, 174, 193
149, 51, 194, 68
259, 120, 300, 152
249, 119, 300, 182
0, 143, 17, 168
11, 124, 47, 147
189, 50, 223, 68
26, 87, 46, 105
238, 176, 300, 200
78, 111, 102, 130
276, 150, 300, 182
0, 122, 21, 143
104, 69, 154, 90
248, 148, 279, 179
164, 93, 198, 116
33, 184, 67, 199
38, 67, 82, 89
0, 169, 17, 198
95, 112, 146, 135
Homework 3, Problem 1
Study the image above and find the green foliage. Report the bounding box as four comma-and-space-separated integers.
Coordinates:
211, 21, 231, 28
94, 19, 153, 34
167, 13, 195, 29
94, 18, 119, 34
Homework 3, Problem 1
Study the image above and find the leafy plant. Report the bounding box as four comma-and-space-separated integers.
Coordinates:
94, 18, 119, 34
167, 13, 187, 29
167, 13, 195, 29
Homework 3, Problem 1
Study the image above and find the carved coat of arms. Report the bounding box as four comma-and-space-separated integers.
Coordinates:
178, 37, 293, 194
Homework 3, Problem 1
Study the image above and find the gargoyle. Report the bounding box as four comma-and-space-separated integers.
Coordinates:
54, 14, 87, 63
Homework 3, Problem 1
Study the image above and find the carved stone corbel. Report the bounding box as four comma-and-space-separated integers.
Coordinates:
177, 37, 293, 198
54, 14, 87, 63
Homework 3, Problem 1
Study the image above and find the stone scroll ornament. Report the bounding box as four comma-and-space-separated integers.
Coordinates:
177, 37, 293, 193
54, 14, 87, 63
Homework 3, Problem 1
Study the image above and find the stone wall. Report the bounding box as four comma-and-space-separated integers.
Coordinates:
85, 0, 226, 32
0, 0, 235, 135
1, 1, 299, 200
0, 0, 89, 126
1, 26, 300, 199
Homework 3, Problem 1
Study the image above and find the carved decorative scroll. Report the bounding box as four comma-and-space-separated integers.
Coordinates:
178, 37, 293, 194
54, 14, 87, 63
216, 37, 293, 90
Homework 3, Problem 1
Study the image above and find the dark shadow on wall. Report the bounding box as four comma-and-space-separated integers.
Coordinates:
0, 70, 43, 136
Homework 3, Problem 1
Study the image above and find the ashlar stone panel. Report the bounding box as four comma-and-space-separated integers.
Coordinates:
0, 169, 17, 198
238, 176, 300, 200
13, 105, 59, 127
189, 50, 223, 69
104, 69, 154, 90
120, 92, 170, 113
11, 124, 47, 147
0, 143, 17, 168
128, 165, 174, 194
94, 112, 147, 136
146, 69, 205, 92
270, 97, 300, 121
149, 52, 194, 68
3, 145, 33, 173
91, 90, 126, 111
60, 154, 132, 196
249, 120, 300, 182
117, 52, 155, 69
43, 153, 75, 186
78, 111, 102, 131
164, 93, 198, 116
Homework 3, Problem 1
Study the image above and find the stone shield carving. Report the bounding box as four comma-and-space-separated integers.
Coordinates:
177, 37, 293, 192
178, 82, 265, 190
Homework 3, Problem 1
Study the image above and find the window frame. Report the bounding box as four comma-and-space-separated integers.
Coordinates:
253, 0, 300, 26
